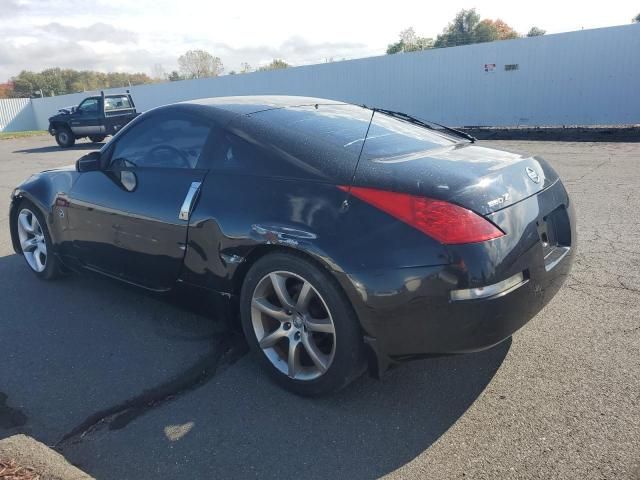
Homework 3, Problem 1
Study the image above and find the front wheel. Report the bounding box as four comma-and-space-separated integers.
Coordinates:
15, 201, 62, 280
240, 252, 366, 396
55, 127, 75, 148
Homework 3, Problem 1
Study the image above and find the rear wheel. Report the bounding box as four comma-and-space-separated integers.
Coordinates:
15, 200, 62, 280
88, 135, 105, 143
55, 127, 75, 148
240, 252, 366, 396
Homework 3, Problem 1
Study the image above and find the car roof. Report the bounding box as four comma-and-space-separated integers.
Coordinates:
181, 95, 347, 115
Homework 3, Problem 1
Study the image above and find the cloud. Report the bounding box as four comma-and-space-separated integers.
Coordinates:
0, 0, 28, 16
39, 22, 138, 44
0, 40, 174, 79
0, 32, 376, 81
194, 36, 374, 70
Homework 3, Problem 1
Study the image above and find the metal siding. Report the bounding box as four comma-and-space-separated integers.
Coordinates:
12, 24, 640, 131
0, 98, 36, 132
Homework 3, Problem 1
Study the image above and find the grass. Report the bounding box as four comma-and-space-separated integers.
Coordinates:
0, 131, 47, 140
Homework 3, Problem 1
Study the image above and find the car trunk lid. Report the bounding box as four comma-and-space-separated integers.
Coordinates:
351, 114, 559, 215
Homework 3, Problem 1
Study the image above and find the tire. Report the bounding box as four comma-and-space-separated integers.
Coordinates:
240, 252, 366, 396
55, 127, 75, 148
14, 199, 62, 280
89, 135, 106, 143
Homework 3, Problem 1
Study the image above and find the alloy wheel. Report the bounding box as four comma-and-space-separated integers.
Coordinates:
17, 209, 47, 273
251, 271, 336, 380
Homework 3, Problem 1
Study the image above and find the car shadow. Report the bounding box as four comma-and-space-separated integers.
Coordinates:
13, 142, 104, 154
0, 253, 237, 444
0, 253, 510, 478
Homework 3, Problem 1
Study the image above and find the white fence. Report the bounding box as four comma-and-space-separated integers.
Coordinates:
0, 98, 35, 132
4, 23, 640, 133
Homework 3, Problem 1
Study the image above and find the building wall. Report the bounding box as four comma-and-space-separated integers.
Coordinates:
16, 24, 640, 131
0, 98, 36, 132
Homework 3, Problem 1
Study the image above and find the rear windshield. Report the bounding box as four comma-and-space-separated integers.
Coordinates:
105, 96, 132, 111
362, 112, 456, 161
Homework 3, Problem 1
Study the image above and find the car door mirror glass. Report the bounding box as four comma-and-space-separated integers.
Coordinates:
76, 151, 102, 172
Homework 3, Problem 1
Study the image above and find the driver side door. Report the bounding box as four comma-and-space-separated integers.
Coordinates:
70, 97, 103, 136
66, 112, 212, 290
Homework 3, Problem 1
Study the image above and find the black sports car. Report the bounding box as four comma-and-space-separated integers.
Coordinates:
9, 96, 575, 396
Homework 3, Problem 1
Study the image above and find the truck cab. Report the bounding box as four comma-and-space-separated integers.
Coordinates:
48, 92, 138, 148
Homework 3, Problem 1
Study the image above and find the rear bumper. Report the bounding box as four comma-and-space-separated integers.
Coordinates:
335, 179, 576, 362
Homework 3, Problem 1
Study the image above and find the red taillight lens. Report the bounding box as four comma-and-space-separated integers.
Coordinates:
340, 186, 504, 244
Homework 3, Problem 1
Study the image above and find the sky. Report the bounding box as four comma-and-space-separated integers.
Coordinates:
1, 0, 638, 81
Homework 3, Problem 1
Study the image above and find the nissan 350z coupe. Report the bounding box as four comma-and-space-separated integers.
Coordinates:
9, 96, 575, 396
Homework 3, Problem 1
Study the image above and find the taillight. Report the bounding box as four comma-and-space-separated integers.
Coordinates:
340, 186, 504, 244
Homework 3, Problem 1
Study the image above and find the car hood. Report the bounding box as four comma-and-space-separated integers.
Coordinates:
41, 164, 77, 173
351, 142, 560, 216
48, 106, 77, 121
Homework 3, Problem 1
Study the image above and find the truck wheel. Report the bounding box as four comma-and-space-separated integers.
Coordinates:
89, 135, 106, 143
55, 127, 75, 148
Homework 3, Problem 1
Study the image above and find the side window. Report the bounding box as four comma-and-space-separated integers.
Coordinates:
214, 104, 373, 181
109, 114, 212, 169
105, 96, 132, 111
78, 98, 99, 114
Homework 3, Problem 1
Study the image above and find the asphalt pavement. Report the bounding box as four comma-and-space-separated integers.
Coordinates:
0, 135, 638, 479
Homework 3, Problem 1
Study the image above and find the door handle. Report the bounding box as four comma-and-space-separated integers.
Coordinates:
178, 182, 202, 221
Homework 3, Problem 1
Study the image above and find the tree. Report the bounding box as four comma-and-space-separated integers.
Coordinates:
167, 71, 183, 81
258, 59, 289, 71
433, 9, 520, 47
150, 63, 166, 80
434, 9, 481, 48
527, 26, 546, 37
634, 13, 640, 23
178, 49, 224, 79
11, 71, 41, 97
475, 19, 519, 43
386, 27, 433, 54
0, 82, 14, 98
10, 68, 153, 96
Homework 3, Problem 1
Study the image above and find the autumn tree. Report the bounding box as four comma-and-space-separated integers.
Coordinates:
0, 82, 14, 98
432, 9, 520, 47
475, 19, 520, 42
178, 50, 224, 79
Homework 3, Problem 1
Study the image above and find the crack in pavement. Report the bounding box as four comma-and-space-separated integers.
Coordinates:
55, 332, 248, 449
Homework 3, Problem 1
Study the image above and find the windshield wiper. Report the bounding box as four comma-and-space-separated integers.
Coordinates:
373, 107, 476, 143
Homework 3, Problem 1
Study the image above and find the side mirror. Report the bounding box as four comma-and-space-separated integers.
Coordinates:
76, 151, 102, 172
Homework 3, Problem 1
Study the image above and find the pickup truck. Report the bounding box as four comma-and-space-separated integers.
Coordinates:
48, 92, 138, 148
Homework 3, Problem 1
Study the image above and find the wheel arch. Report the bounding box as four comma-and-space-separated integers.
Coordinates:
49, 121, 69, 131
231, 244, 340, 297
10, 176, 60, 255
